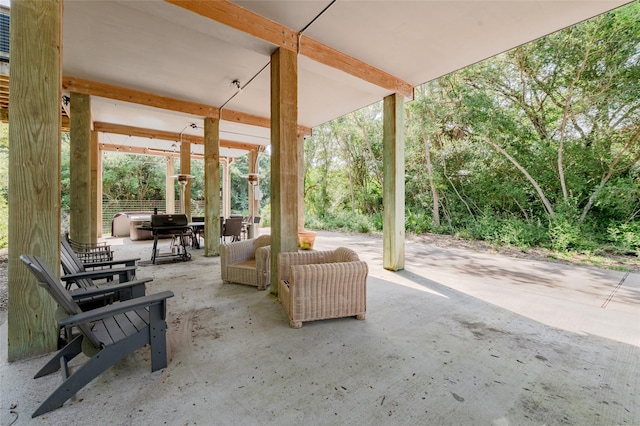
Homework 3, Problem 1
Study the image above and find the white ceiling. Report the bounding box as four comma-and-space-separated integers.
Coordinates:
60, 0, 632, 157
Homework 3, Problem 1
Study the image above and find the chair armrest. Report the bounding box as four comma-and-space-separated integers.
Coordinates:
61, 266, 137, 282
59, 291, 174, 327
277, 250, 334, 282
83, 257, 139, 269
255, 246, 271, 287
69, 278, 152, 299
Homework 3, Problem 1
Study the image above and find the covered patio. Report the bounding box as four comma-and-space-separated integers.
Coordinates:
5, 0, 634, 361
1, 231, 638, 424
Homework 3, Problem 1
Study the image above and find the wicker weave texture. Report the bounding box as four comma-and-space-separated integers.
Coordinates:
278, 247, 367, 328
220, 235, 271, 290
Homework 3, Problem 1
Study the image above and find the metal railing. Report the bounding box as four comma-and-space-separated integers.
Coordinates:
101, 199, 206, 234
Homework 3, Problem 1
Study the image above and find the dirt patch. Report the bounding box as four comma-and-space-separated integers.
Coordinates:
166, 307, 220, 361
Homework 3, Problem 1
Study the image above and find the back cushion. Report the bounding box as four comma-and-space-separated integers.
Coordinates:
331, 247, 360, 263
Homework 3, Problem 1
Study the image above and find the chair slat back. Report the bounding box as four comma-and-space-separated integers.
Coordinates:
60, 239, 95, 290
19, 255, 101, 348
60, 238, 85, 272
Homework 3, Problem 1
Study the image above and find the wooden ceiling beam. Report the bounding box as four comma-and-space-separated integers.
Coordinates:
62, 76, 311, 135
63, 76, 219, 118
99, 142, 211, 159
166, 0, 413, 98
166, 0, 298, 51
93, 121, 265, 152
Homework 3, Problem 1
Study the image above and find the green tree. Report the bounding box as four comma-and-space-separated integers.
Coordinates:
102, 152, 166, 201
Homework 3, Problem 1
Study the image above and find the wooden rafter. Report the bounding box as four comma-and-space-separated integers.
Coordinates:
99, 142, 209, 160
62, 76, 312, 135
63, 76, 218, 118
3, 74, 312, 136
166, 0, 298, 51
93, 122, 265, 152
165, 0, 414, 98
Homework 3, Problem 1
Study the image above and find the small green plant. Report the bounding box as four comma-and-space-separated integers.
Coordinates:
0, 194, 7, 249
607, 222, 640, 256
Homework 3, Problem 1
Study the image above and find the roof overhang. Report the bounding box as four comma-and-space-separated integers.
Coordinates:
3, 0, 634, 158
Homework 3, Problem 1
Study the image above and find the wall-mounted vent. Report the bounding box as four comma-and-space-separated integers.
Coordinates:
0, 12, 9, 62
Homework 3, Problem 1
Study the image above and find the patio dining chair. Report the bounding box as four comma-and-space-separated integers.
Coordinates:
20, 254, 174, 418
223, 216, 243, 242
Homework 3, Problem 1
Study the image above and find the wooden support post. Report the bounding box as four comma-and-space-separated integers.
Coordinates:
297, 133, 305, 233
248, 149, 257, 219
8, 0, 62, 360
269, 47, 298, 294
166, 157, 175, 214
69, 92, 92, 243
204, 117, 221, 256
180, 141, 191, 220
383, 93, 405, 271
223, 159, 232, 218
90, 130, 102, 240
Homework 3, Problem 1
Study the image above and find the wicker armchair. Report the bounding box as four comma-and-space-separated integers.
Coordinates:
278, 247, 368, 328
220, 235, 271, 290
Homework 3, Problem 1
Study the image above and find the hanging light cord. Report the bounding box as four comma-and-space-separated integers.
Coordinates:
219, 0, 338, 110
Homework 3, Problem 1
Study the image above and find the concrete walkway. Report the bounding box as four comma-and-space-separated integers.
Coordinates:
1, 230, 638, 425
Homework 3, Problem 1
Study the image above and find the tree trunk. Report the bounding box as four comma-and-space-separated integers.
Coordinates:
579, 128, 640, 222
558, 26, 596, 202
486, 137, 555, 218
423, 134, 440, 227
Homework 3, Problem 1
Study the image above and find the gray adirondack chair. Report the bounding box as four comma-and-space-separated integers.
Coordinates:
60, 237, 139, 288
63, 232, 114, 263
60, 238, 146, 303
20, 254, 174, 418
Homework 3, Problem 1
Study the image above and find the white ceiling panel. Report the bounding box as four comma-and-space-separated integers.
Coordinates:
56, 0, 631, 157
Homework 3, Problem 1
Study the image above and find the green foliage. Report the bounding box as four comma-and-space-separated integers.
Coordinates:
458, 211, 549, 250
405, 209, 433, 235
102, 153, 166, 201
607, 222, 640, 256
306, 210, 374, 234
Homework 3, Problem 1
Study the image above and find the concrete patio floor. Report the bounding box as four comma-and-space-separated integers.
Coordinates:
1, 230, 638, 425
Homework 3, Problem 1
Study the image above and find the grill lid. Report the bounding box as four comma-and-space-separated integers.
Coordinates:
151, 214, 188, 227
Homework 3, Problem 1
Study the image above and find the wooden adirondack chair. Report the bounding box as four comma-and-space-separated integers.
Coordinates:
20, 255, 174, 418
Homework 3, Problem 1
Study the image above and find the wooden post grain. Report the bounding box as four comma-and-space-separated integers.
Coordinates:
269, 48, 298, 294
70, 92, 92, 243
90, 130, 101, 240
204, 117, 221, 256
166, 157, 175, 214
180, 141, 191, 220
8, 0, 62, 360
383, 93, 405, 271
